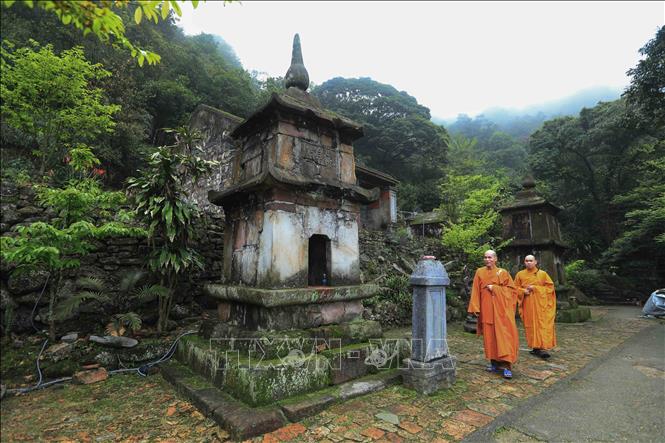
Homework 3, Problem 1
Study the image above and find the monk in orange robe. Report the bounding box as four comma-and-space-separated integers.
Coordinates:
515, 255, 557, 359
467, 250, 520, 379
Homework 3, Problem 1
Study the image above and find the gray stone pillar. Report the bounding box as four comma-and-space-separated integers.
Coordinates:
401, 256, 456, 394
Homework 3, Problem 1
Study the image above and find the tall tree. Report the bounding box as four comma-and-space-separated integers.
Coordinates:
313, 77, 449, 210
624, 26, 665, 125
127, 128, 216, 332
1, 41, 119, 175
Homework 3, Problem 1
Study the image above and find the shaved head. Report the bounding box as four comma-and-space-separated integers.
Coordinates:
483, 250, 498, 268
524, 255, 538, 270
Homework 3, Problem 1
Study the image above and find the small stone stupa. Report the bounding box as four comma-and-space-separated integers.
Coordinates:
498, 175, 568, 285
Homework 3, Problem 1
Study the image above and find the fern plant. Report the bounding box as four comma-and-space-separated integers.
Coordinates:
53, 276, 110, 321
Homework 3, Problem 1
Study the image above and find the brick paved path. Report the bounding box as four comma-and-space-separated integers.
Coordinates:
255, 307, 654, 443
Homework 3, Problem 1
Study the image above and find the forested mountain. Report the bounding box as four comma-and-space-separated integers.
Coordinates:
313, 77, 449, 211
438, 86, 621, 139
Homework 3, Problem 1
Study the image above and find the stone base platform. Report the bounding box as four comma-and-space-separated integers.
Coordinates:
557, 306, 592, 323
176, 322, 408, 406
204, 284, 379, 330
400, 356, 457, 395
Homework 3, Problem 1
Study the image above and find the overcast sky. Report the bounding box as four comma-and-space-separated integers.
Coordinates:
177, 1, 664, 120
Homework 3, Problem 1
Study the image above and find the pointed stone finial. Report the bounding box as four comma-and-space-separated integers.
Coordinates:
522, 174, 536, 189
285, 34, 309, 91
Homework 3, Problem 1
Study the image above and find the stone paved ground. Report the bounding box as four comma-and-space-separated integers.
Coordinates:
254, 307, 654, 443
0, 307, 655, 442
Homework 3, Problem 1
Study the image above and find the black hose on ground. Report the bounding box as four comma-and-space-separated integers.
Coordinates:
4, 330, 197, 396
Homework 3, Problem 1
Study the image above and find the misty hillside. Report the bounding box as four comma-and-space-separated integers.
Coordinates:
437, 86, 622, 138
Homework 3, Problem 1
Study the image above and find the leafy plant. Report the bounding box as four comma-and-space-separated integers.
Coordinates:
0, 1, 221, 66
127, 127, 217, 332
53, 276, 110, 321
564, 260, 604, 295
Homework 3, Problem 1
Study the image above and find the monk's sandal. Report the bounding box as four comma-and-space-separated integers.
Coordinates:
486, 364, 499, 373
503, 369, 513, 379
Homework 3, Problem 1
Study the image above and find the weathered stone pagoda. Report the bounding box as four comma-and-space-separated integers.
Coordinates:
499, 176, 568, 285
166, 36, 406, 439
204, 34, 379, 331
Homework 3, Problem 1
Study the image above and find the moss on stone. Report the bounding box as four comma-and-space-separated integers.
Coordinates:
320, 342, 370, 359
223, 354, 331, 406
557, 307, 591, 323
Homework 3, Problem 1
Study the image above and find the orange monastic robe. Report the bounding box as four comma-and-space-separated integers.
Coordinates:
467, 267, 519, 364
515, 268, 557, 350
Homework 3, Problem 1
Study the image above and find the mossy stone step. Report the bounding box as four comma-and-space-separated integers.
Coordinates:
160, 362, 286, 440
321, 340, 409, 384
161, 361, 401, 440
176, 335, 330, 406
278, 370, 402, 421
176, 334, 406, 406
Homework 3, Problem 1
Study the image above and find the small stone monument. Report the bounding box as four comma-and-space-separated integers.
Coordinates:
401, 256, 456, 394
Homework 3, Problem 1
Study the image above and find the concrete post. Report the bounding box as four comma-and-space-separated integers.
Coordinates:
401, 256, 457, 394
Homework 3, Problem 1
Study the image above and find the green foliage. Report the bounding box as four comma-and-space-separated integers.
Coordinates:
68, 145, 101, 174
379, 275, 411, 311
624, 26, 665, 125
53, 289, 110, 321
0, 3, 269, 184
0, 0, 215, 66
106, 312, 142, 336
127, 127, 216, 332
528, 100, 662, 260
600, 154, 665, 287
438, 168, 510, 299
1, 40, 119, 175
36, 178, 127, 227
446, 120, 528, 180
564, 260, 604, 295
0, 157, 33, 185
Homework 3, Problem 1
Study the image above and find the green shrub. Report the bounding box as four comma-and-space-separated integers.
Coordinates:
565, 260, 604, 294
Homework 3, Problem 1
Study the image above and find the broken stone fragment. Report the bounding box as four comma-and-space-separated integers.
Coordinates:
72, 367, 108, 385
89, 335, 138, 348
60, 332, 79, 343
46, 342, 72, 359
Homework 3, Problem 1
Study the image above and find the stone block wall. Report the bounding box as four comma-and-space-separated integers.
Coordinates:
188, 104, 244, 215
0, 181, 224, 335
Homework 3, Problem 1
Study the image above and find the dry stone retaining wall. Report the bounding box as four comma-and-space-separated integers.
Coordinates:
0, 181, 224, 335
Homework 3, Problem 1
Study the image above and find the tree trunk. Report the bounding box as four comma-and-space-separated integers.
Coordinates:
157, 274, 175, 333
47, 279, 57, 341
